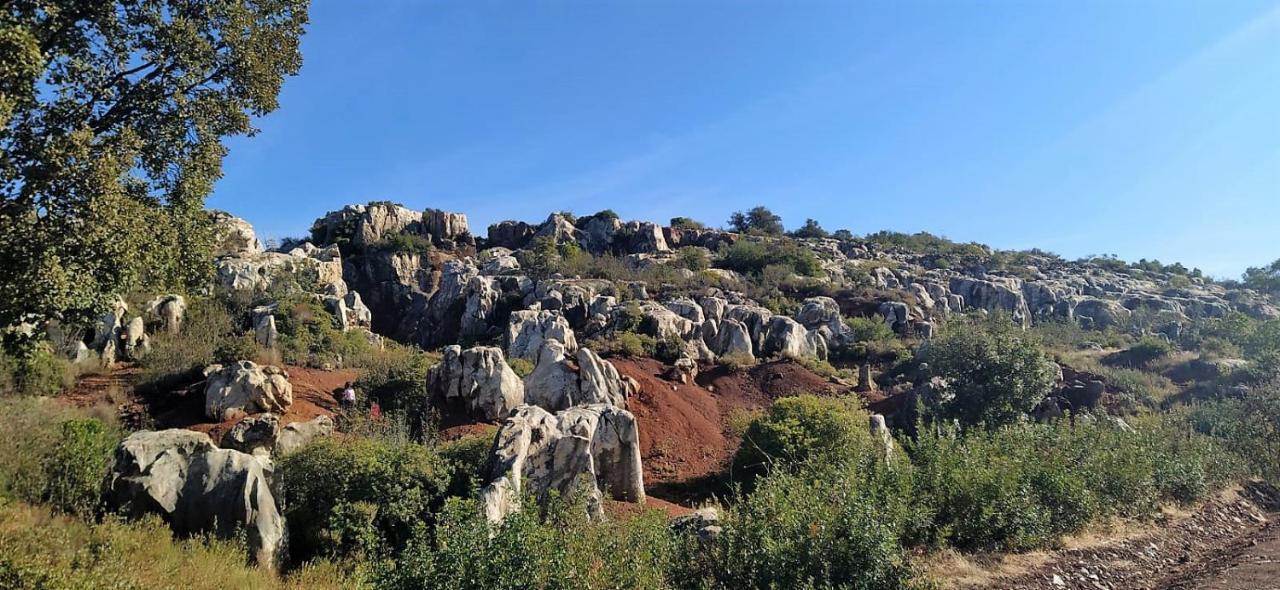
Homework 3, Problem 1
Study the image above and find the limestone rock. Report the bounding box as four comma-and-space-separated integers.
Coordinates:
210, 211, 262, 258
222, 414, 281, 457
480, 404, 645, 522
145, 295, 187, 335
203, 361, 293, 421
507, 310, 578, 362
428, 345, 526, 420
105, 429, 284, 567
275, 415, 335, 457
761, 315, 827, 360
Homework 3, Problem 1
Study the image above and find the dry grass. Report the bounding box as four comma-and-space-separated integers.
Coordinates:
0, 501, 363, 589
918, 488, 1245, 588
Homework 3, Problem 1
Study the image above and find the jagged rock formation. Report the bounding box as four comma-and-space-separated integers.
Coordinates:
203, 361, 293, 421
522, 340, 635, 411
428, 345, 526, 420
507, 309, 578, 362
104, 429, 284, 567
480, 403, 645, 522
221, 414, 335, 457
145, 294, 186, 335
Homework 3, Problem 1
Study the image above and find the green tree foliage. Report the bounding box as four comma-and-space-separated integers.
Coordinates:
924, 315, 1057, 427
731, 395, 872, 487
0, 0, 309, 337
832, 228, 854, 241
42, 418, 119, 516
727, 205, 783, 235
669, 216, 706, 230
716, 238, 822, 277
788, 218, 828, 239
1243, 259, 1280, 295
278, 438, 451, 562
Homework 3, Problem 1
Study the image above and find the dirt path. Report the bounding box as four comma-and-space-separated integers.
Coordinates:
953, 483, 1280, 590
1173, 521, 1280, 590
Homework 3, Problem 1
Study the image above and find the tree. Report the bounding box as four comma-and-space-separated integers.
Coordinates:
832, 229, 854, 241
1243, 259, 1280, 295
727, 205, 784, 235
669, 216, 705, 231
924, 315, 1057, 428
789, 218, 828, 239
0, 1, 309, 338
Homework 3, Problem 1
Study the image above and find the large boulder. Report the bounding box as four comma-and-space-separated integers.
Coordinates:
521, 340, 632, 411
145, 294, 187, 335
949, 276, 1031, 326
761, 315, 827, 360
507, 310, 578, 362
203, 361, 293, 421
274, 415, 335, 457
222, 414, 281, 457
105, 429, 284, 567
423, 208, 474, 248
708, 318, 755, 360
486, 220, 535, 249
480, 404, 645, 522
210, 211, 262, 258
428, 345, 526, 420
1071, 296, 1132, 329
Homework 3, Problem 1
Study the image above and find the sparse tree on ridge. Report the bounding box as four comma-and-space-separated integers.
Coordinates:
727, 205, 784, 235
790, 218, 829, 239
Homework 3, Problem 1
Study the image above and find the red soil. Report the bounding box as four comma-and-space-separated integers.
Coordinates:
58, 363, 357, 443
613, 357, 851, 505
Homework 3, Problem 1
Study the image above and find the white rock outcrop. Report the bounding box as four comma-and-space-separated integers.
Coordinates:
203, 361, 293, 421
428, 345, 526, 420
105, 429, 284, 567
480, 404, 645, 522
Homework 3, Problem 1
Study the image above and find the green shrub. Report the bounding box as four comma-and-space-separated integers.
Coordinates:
355, 344, 437, 437
718, 351, 757, 371
506, 357, 534, 378
1108, 337, 1176, 368
0, 501, 356, 590
700, 460, 921, 590
669, 216, 706, 230
588, 331, 656, 358
1185, 379, 1280, 482
141, 296, 239, 388
0, 344, 78, 397
731, 395, 872, 487
907, 418, 1242, 551
0, 399, 82, 505
378, 494, 679, 590
674, 247, 710, 272
716, 239, 823, 278
278, 438, 451, 561
379, 231, 433, 256
43, 419, 120, 517
924, 315, 1057, 428
439, 434, 493, 496
846, 316, 897, 343
275, 299, 374, 368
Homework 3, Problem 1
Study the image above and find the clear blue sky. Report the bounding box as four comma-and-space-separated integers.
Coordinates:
208, 0, 1280, 279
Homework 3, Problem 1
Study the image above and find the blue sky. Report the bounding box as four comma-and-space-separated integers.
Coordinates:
209, 0, 1280, 278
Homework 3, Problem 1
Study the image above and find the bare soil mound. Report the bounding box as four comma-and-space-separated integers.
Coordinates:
614, 357, 849, 505
59, 364, 357, 442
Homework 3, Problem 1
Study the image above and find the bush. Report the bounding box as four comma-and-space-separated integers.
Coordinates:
731, 395, 872, 487
379, 231, 433, 256
355, 344, 438, 438
141, 296, 240, 388
378, 494, 679, 590
718, 351, 757, 371
846, 316, 897, 343
0, 501, 354, 589
1108, 337, 1176, 368
275, 299, 375, 368
588, 331, 656, 359
924, 315, 1057, 428
506, 357, 534, 378
674, 247, 710, 272
669, 216, 706, 231
438, 434, 493, 496
278, 438, 452, 561
43, 418, 120, 517
907, 418, 1242, 551
716, 238, 823, 278
700, 460, 921, 590
0, 344, 79, 397
1185, 379, 1280, 482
